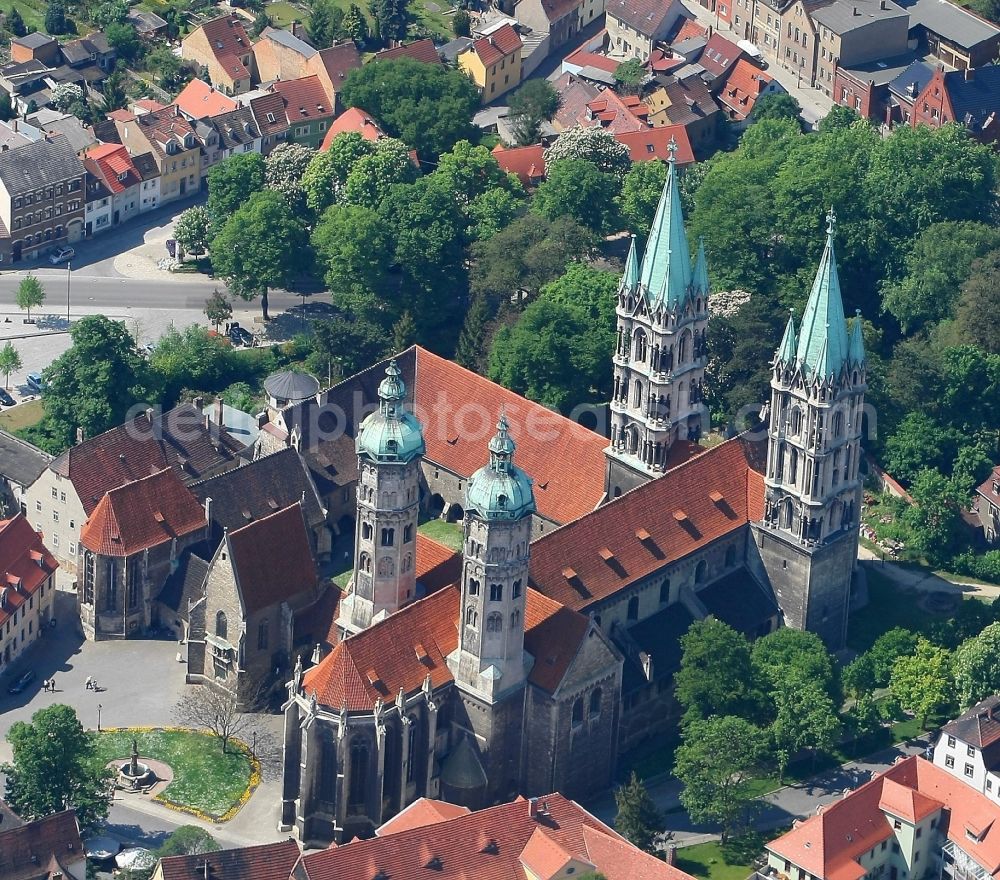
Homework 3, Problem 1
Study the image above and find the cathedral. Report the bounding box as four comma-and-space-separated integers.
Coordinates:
279, 154, 867, 845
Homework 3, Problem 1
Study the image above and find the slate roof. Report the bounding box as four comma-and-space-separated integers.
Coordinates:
608, 0, 679, 37
157, 546, 211, 614
211, 106, 260, 150
374, 38, 442, 64
896, 0, 1000, 48
941, 696, 1000, 749
0, 514, 58, 630
190, 447, 326, 544
226, 503, 318, 615
0, 809, 84, 880
466, 23, 522, 66
298, 793, 692, 880
158, 839, 300, 880
12, 32, 56, 51
810, 0, 907, 33
42, 114, 97, 154
623, 601, 694, 692
270, 75, 332, 122
261, 25, 318, 58
50, 403, 244, 515
0, 136, 84, 196
247, 92, 290, 137
127, 9, 168, 33
0, 430, 51, 488
528, 436, 766, 612
440, 36, 475, 61
132, 150, 159, 180
887, 58, 936, 100
938, 65, 1000, 131
695, 567, 779, 634
173, 78, 239, 119
80, 468, 206, 557
649, 71, 720, 126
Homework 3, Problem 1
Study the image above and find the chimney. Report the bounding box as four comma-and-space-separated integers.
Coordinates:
528, 797, 539, 818
214, 396, 224, 427
145, 407, 154, 422
965, 66, 975, 81
75, 427, 85, 445
879, 0, 886, 7
666, 845, 678, 866
708, 24, 713, 36
204, 496, 213, 523
193, 395, 204, 409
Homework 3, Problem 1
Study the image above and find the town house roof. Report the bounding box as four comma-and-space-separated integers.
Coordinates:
491, 142, 546, 185
0, 135, 84, 197
0, 809, 84, 880
0, 515, 57, 630
374, 38, 442, 64
810, 0, 907, 34
718, 57, 777, 118
319, 107, 385, 150
466, 23, 522, 66
158, 839, 301, 880
311, 42, 363, 91
896, 0, 1000, 49
246, 92, 290, 137
85, 142, 141, 193
699, 33, 745, 79
0, 429, 51, 488
270, 75, 332, 123
616, 124, 696, 162
211, 105, 261, 150
608, 0, 680, 37
194, 14, 252, 82
173, 78, 239, 120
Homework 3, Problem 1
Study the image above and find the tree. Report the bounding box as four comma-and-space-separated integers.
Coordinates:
455, 294, 489, 370
614, 772, 664, 855
174, 684, 255, 753
750, 93, 802, 123
342, 3, 368, 42
452, 8, 470, 34
673, 619, 758, 726
2, 705, 114, 833
619, 159, 668, 238
904, 468, 968, 567
7, 6, 27, 37
149, 324, 233, 406
307, 315, 389, 380
674, 715, 768, 841
532, 159, 620, 234
0, 341, 22, 389
250, 9, 270, 36
341, 57, 480, 160
157, 826, 221, 858
842, 653, 877, 699
392, 310, 416, 351
954, 623, 1000, 710
882, 221, 1000, 334
16, 273, 45, 322
101, 67, 128, 112
210, 191, 309, 320
819, 104, 859, 131
104, 22, 143, 64
92, 0, 127, 26
174, 206, 211, 257
301, 150, 341, 217
341, 139, 419, 207
51, 83, 84, 113
369, 0, 408, 41
203, 289, 233, 332
751, 627, 838, 710
322, 131, 377, 190
468, 187, 522, 241
769, 673, 841, 776
207, 152, 266, 227
890, 638, 952, 727
956, 249, 1000, 354
264, 141, 313, 210
309, 0, 337, 47
882, 412, 961, 484
145, 46, 191, 92
507, 78, 561, 146
44, 0, 68, 34
866, 628, 921, 686
433, 139, 522, 204
613, 58, 644, 94
0, 89, 14, 122
544, 126, 631, 179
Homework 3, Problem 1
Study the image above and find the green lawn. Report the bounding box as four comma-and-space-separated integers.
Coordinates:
846, 566, 941, 651
266, 1, 310, 28
0, 399, 44, 432
675, 841, 756, 880
93, 728, 254, 820
418, 518, 464, 552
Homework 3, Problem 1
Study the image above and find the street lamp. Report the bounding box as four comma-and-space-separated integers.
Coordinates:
97, 703, 102, 732
65, 262, 71, 324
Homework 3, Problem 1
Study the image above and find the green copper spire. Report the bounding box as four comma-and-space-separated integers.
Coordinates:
849, 309, 866, 367
693, 236, 709, 298
777, 311, 797, 364
620, 234, 640, 292
796, 209, 850, 380
356, 360, 426, 463
466, 411, 536, 522
638, 138, 692, 309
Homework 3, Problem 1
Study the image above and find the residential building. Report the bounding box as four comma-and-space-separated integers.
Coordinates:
208, 105, 262, 161
0, 432, 50, 518
910, 64, 1000, 143
113, 106, 202, 204
933, 696, 1000, 800
127, 9, 169, 39
243, 91, 290, 154
10, 32, 60, 66
186, 503, 320, 703
616, 123, 696, 162
374, 38, 443, 64
717, 57, 784, 119
133, 151, 160, 212
897, 0, 1000, 69
0, 135, 86, 263
0, 809, 86, 880
293, 793, 696, 880
252, 28, 361, 108
173, 78, 239, 120
976, 465, 1000, 544
833, 51, 920, 120
515, 0, 584, 50
811, 0, 909, 96
84, 143, 142, 227
0, 119, 42, 151
491, 142, 547, 185
579, 0, 606, 28
748, 0, 787, 67
269, 76, 335, 149
83, 163, 112, 236
181, 14, 253, 96
551, 71, 602, 130
27, 110, 98, 156
151, 840, 300, 880
319, 107, 386, 150
699, 32, 746, 85
61, 32, 116, 73
24, 403, 244, 574
645, 71, 722, 152
766, 755, 1000, 880
458, 23, 523, 103
606, 0, 685, 59
581, 89, 650, 131
0, 514, 57, 673
78, 468, 208, 640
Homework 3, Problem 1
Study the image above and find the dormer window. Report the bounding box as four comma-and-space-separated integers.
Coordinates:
166, 141, 177, 154
117, 172, 127, 182
184, 134, 194, 148
266, 112, 275, 123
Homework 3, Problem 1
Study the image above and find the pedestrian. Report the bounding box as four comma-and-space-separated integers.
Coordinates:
42, 679, 49, 692
92, 678, 98, 692
85, 676, 93, 689
48, 676, 55, 692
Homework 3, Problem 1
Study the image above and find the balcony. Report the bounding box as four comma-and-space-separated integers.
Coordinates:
943, 840, 990, 880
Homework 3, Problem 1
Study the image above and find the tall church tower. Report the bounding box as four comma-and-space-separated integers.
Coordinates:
448, 413, 534, 701
752, 210, 867, 649
605, 142, 710, 500
337, 360, 426, 636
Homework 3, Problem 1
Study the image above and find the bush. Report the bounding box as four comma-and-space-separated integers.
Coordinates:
950, 550, 1000, 584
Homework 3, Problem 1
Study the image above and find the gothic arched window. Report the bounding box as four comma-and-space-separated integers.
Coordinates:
468, 578, 480, 596
359, 552, 371, 573
634, 329, 648, 362
216, 610, 227, 639
659, 579, 670, 604
633, 381, 643, 409
510, 608, 520, 628
465, 607, 478, 628
572, 698, 584, 726
349, 739, 369, 808
790, 407, 803, 435
512, 579, 522, 598
832, 410, 844, 438
590, 688, 602, 716
487, 612, 502, 633
627, 595, 639, 621
694, 560, 707, 584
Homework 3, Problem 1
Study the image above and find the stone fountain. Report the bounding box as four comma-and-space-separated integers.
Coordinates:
117, 738, 155, 790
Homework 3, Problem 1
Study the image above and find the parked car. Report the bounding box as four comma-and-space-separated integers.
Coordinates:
49, 246, 75, 265
7, 669, 34, 695
26, 372, 44, 392
0, 388, 14, 406
229, 323, 254, 347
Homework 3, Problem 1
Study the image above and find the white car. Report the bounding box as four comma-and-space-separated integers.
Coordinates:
49, 246, 74, 265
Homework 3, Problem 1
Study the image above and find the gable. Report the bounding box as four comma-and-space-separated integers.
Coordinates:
552, 624, 622, 698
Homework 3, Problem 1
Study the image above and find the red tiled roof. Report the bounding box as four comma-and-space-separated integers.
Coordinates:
412, 347, 607, 525
85, 142, 141, 193
107, 109, 135, 122
312, 42, 363, 86
80, 468, 206, 557
541, 0, 581, 24
0, 514, 57, 630
158, 840, 300, 880
491, 142, 546, 185
376, 798, 471, 836
565, 46, 622, 73
769, 757, 1000, 880
195, 14, 252, 80
717, 57, 774, 120
271, 74, 333, 121
468, 23, 521, 66
650, 49, 686, 73
673, 17, 708, 42
976, 464, 1000, 502
0, 810, 84, 880
699, 33, 744, 78
528, 436, 765, 612
173, 78, 239, 119
415, 532, 463, 593
585, 89, 649, 133
374, 38, 441, 64
226, 503, 318, 615
303, 583, 591, 709
135, 98, 167, 113
552, 71, 601, 130
298, 793, 692, 880
615, 123, 695, 163
319, 106, 385, 150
